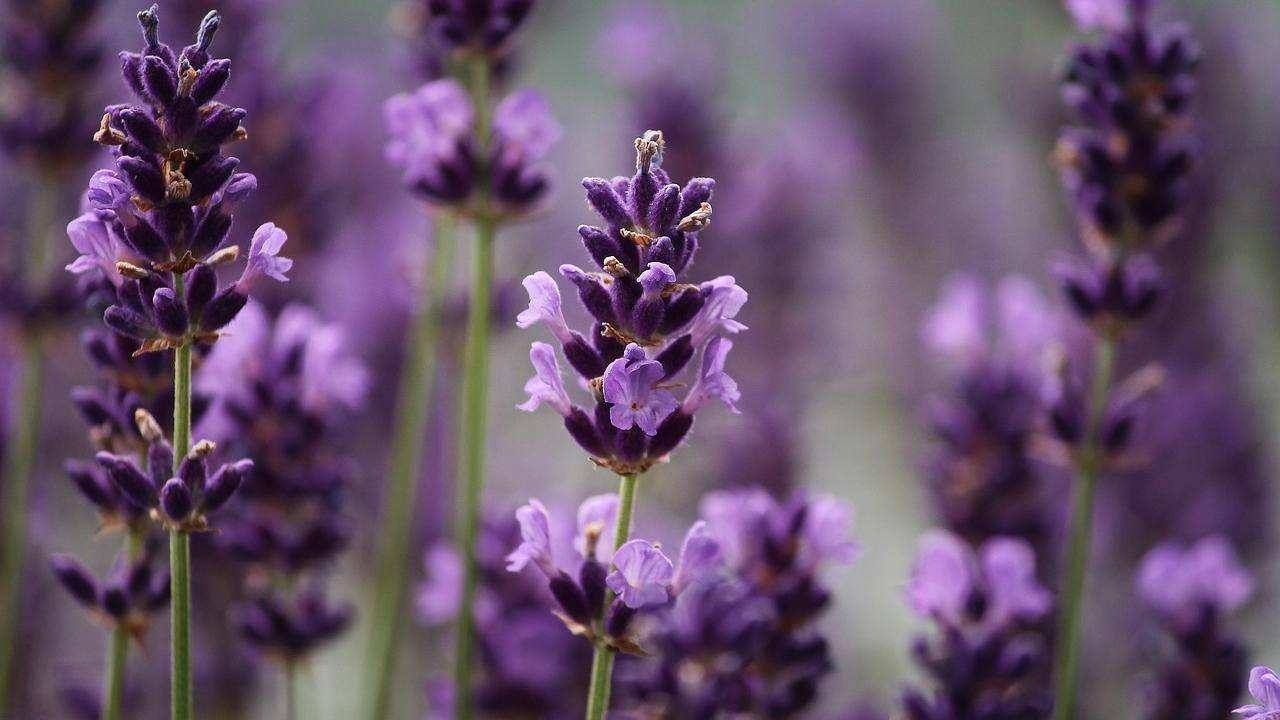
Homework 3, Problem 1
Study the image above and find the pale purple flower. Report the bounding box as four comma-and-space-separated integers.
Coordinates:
234, 222, 292, 292
84, 169, 138, 224
574, 494, 619, 560
65, 212, 136, 286
416, 544, 463, 624
517, 342, 573, 416
275, 305, 369, 412
905, 529, 974, 626
506, 499, 556, 577
383, 78, 473, 180
516, 271, 572, 343
1235, 666, 1280, 720
980, 537, 1052, 626
681, 336, 741, 414
1065, 0, 1129, 32
493, 90, 562, 158
686, 275, 749, 348
698, 488, 777, 567
922, 275, 986, 364
603, 345, 678, 435
803, 495, 862, 565
606, 539, 674, 609
671, 521, 723, 594
1138, 535, 1254, 630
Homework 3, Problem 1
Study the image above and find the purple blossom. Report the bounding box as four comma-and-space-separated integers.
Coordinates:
905, 529, 974, 626
1064, 0, 1129, 31
681, 336, 741, 415
980, 537, 1052, 627
804, 495, 863, 565
65, 213, 138, 287
1235, 667, 1280, 720
573, 494, 619, 561
416, 544, 463, 624
506, 499, 555, 577
1137, 536, 1253, 631
516, 271, 571, 343
602, 345, 679, 435
517, 342, 573, 417
606, 539, 673, 609
671, 521, 723, 594
234, 223, 293, 292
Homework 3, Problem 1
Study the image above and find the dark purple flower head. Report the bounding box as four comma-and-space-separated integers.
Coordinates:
517, 132, 746, 475
384, 79, 559, 216
902, 530, 1053, 720
69, 5, 291, 356
233, 591, 353, 661
49, 545, 170, 636
419, 0, 534, 57
1137, 536, 1251, 720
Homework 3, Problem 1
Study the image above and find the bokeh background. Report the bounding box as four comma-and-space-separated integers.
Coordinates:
4, 0, 1280, 717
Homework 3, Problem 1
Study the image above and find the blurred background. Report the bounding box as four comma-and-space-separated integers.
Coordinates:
3, 0, 1280, 717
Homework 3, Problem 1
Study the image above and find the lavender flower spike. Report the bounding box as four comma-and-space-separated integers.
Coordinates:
1235, 667, 1280, 720
605, 539, 674, 609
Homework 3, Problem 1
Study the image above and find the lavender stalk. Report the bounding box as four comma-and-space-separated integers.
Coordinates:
583, 472, 637, 720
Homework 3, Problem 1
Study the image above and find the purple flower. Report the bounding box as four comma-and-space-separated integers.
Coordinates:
65, 213, 137, 287
671, 521, 723, 594
383, 79, 473, 198
416, 544, 463, 624
980, 537, 1052, 626
516, 271, 571, 343
603, 345, 679, 435
234, 223, 293, 292
606, 539, 674, 609
493, 89, 561, 158
681, 336, 741, 414
803, 495, 862, 565
1235, 667, 1280, 720
905, 530, 974, 626
1064, 0, 1130, 31
506, 499, 555, 577
517, 342, 573, 417
1138, 535, 1253, 631
574, 494, 619, 560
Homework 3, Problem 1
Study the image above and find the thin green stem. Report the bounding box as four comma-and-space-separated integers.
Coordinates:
361, 215, 456, 720
451, 52, 496, 720
1051, 336, 1116, 720
103, 530, 145, 720
171, 272, 193, 720
285, 663, 297, 720
583, 473, 639, 720
0, 337, 44, 714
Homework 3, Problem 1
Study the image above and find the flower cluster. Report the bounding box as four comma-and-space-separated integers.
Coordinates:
66, 5, 292, 355
507, 495, 720, 657
615, 489, 860, 718
195, 303, 366, 660
901, 530, 1054, 720
51, 547, 170, 643
384, 79, 559, 217
517, 131, 745, 475
417, 509, 591, 717
95, 409, 249, 532
417, 0, 535, 58
1136, 536, 1251, 720
921, 276, 1062, 561
1054, 0, 1200, 330
0, 0, 106, 169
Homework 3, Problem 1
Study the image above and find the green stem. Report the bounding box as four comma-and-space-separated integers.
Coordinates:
361, 216, 456, 720
285, 663, 297, 720
583, 473, 639, 720
171, 272, 193, 720
1051, 336, 1116, 720
0, 337, 44, 714
452, 52, 496, 720
103, 530, 146, 720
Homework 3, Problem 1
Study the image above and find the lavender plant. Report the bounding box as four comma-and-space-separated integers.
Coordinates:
1134, 537, 1251, 720
372, 4, 554, 716
1048, 1, 1201, 715
65, 6, 291, 717
195, 303, 366, 716
516, 130, 745, 718
901, 530, 1055, 720
0, 1, 108, 709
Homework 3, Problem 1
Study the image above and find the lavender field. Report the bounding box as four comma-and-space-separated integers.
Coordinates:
3, 0, 1280, 718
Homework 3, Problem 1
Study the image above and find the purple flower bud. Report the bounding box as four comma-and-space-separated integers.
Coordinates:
152, 287, 189, 336
1138, 536, 1253, 632
141, 54, 177, 106
548, 570, 592, 626
161, 477, 194, 521
65, 461, 118, 512
117, 155, 166, 205
97, 452, 157, 508
178, 454, 207, 495
234, 223, 292, 294
199, 286, 248, 332
606, 539, 673, 609
605, 599, 637, 638
50, 555, 99, 607
185, 264, 217, 319
191, 58, 230, 105
103, 305, 154, 340
147, 440, 173, 490
201, 459, 250, 514
100, 584, 129, 618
